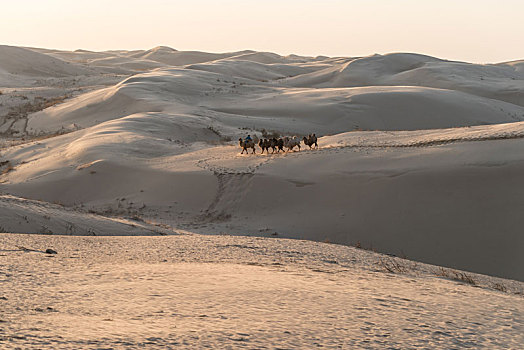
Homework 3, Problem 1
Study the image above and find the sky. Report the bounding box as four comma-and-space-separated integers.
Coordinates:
1, 0, 523, 63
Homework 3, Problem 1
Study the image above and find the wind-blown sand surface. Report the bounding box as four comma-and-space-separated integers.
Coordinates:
0, 45, 523, 347
1, 233, 522, 349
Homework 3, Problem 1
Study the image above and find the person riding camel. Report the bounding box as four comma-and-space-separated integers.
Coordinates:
245, 134, 252, 142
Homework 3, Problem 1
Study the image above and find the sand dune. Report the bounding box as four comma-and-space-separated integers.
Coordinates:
206, 85, 524, 131
2, 233, 522, 349
130, 46, 241, 66
187, 57, 334, 81
4, 116, 524, 279
286, 53, 524, 107
0, 45, 94, 78
225, 51, 316, 64
86, 56, 166, 73
1, 46, 524, 282
0, 234, 524, 349
287, 53, 443, 87
28, 47, 116, 64
0, 195, 168, 235
22, 67, 524, 137
498, 59, 524, 71
1, 45, 523, 348
234, 137, 524, 280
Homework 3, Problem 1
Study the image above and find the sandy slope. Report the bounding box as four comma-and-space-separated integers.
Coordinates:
18, 67, 524, 136
2, 118, 524, 280
130, 46, 249, 66
1, 46, 524, 283
286, 53, 524, 107
502, 59, 524, 73
183, 124, 524, 281
0, 195, 169, 235
0, 46, 131, 137
1, 233, 522, 349
0, 45, 94, 78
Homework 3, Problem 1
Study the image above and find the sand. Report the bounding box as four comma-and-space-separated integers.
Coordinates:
1, 46, 523, 278
0, 45, 523, 347
1, 233, 522, 349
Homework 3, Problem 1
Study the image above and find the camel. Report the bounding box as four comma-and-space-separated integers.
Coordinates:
260, 138, 285, 154
274, 138, 284, 153
259, 138, 272, 154
239, 138, 256, 154
303, 134, 318, 149
283, 136, 301, 152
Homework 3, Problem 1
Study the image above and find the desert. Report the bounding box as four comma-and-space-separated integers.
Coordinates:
1, 43, 523, 348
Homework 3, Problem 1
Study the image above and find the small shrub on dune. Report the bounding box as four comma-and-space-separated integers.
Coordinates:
351, 241, 376, 252
130, 215, 144, 222
436, 267, 476, 286
377, 257, 408, 274
492, 283, 507, 293
259, 128, 281, 139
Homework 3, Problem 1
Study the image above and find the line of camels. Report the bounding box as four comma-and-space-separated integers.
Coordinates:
239, 134, 318, 154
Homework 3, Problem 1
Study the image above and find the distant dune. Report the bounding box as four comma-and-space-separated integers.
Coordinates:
0, 45, 94, 78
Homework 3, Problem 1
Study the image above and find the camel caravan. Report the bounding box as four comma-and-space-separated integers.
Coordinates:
239, 134, 318, 154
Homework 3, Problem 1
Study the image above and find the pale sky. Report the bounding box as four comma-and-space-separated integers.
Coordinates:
1, 0, 523, 63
